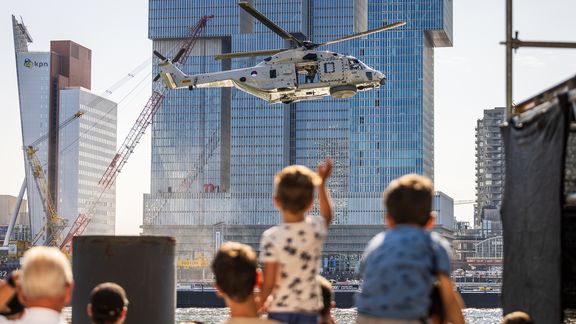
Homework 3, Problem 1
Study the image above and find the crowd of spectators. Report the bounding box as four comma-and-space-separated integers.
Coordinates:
0, 161, 531, 323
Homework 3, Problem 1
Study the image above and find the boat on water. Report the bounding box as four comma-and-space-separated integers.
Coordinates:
175, 281, 501, 308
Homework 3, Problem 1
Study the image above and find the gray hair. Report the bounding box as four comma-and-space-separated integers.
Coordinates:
20, 246, 73, 299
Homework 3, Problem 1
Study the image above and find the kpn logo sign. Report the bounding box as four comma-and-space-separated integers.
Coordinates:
23, 58, 48, 69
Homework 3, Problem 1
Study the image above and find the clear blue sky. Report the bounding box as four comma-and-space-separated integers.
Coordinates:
1, 0, 575, 234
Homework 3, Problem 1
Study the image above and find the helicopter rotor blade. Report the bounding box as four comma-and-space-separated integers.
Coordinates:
153, 50, 167, 61
316, 21, 406, 47
214, 48, 286, 60
172, 48, 187, 64
238, 1, 303, 46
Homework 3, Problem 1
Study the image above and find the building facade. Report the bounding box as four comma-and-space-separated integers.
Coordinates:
58, 88, 117, 235
474, 107, 505, 232
144, 0, 453, 280
12, 16, 117, 242
0, 195, 28, 226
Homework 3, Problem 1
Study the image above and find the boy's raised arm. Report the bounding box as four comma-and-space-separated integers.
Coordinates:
317, 158, 333, 227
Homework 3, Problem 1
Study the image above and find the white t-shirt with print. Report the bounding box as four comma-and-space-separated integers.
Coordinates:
259, 215, 327, 313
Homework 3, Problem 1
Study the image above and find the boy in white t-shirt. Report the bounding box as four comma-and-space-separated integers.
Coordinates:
259, 158, 333, 324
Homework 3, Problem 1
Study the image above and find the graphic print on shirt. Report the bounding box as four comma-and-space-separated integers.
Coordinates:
260, 216, 327, 313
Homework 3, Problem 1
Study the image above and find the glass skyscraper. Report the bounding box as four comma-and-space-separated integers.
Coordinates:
144, 0, 453, 280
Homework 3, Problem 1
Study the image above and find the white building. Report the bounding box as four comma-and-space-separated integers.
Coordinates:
58, 88, 117, 234
434, 191, 456, 231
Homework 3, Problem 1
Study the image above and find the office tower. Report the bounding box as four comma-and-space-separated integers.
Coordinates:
58, 88, 117, 234
12, 16, 117, 241
474, 107, 505, 233
145, 0, 452, 280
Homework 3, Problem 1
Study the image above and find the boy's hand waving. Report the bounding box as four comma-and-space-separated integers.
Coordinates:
318, 157, 333, 184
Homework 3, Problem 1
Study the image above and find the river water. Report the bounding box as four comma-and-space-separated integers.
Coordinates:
175, 308, 503, 323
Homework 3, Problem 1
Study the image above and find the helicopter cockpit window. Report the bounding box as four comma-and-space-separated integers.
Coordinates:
324, 62, 335, 73
349, 59, 362, 70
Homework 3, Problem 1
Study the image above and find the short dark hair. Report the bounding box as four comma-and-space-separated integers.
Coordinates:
90, 282, 128, 324
383, 174, 433, 226
274, 165, 321, 214
501, 311, 534, 324
211, 242, 257, 303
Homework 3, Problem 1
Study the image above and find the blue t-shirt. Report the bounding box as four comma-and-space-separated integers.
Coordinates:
356, 226, 452, 320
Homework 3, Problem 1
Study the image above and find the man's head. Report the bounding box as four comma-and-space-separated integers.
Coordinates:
274, 165, 321, 214
88, 282, 129, 324
501, 311, 534, 324
211, 242, 258, 303
383, 174, 434, 227
18, 246, 73, 310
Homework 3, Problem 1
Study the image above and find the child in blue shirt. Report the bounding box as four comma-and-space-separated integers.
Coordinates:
356, 174, 464, 324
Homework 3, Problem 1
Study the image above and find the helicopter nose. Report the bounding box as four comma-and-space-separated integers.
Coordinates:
379, 75, 386, 86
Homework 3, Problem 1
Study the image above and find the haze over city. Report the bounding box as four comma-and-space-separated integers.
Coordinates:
1, 0, 575, 234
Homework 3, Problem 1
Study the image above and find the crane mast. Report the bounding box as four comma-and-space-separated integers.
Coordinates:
98, 15, 214, 190
25, 146, 67, 246
59, 15, 214, 250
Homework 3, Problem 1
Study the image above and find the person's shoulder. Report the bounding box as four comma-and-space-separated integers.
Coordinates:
429, 231, 453, 268
262, 224, 282, 237
363, 231, 386, 254
430, 231, 451, 251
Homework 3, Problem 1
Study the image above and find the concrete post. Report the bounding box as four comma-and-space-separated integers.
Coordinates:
71, 236, 176, 324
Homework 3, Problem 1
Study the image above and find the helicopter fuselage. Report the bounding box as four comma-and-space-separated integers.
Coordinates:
159, 49, 385, 104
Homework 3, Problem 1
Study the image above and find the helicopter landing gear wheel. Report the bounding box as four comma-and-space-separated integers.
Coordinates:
330, 85, 357, 98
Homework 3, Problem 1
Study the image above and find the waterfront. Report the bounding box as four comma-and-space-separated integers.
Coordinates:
62, 307, 503, 323
173, 308, 503, 324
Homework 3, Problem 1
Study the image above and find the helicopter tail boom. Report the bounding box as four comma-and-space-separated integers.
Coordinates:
158, 60, 237, 90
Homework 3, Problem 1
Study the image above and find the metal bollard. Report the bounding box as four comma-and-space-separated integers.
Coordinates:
72, 236, 176, 324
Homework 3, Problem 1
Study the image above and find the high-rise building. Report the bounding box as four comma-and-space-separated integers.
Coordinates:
12, 16, 117, 241
144, 0, 452, 280
0, 195, 28, 226
0, 195, 29, 243
58, 88, 117, 234
474, 107, 505, 232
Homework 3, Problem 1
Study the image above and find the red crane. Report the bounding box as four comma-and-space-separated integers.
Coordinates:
99, 15, 214, 190
59, 15, 214, 250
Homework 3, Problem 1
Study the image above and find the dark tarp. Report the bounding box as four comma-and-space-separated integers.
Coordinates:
501, 95, 570, 323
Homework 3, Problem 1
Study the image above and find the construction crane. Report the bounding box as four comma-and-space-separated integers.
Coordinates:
58, 16, 214, 250
144, 129, 220, 225
4, 111, 85, 246
99, 15, 214, 190
59, 213, 90, 251
454, 200, 476, 205
25, 146, 67, 246
28, 111, 84, 149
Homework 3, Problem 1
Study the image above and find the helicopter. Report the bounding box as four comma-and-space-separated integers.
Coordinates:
154, 1, 406, 104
